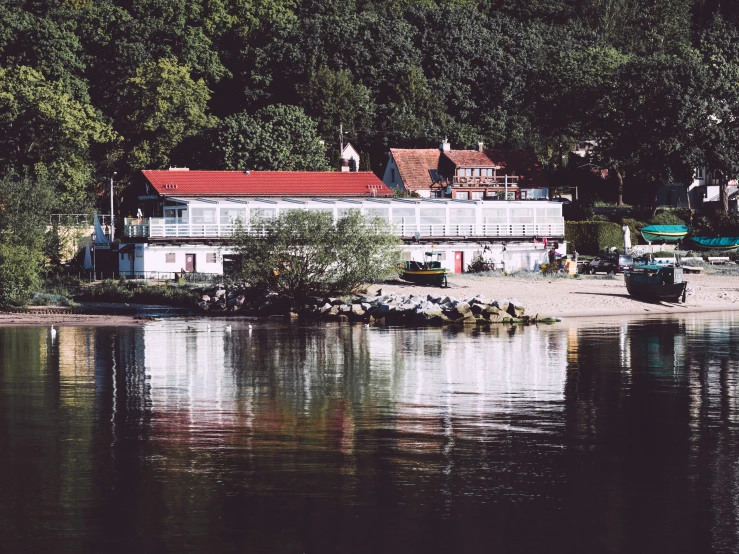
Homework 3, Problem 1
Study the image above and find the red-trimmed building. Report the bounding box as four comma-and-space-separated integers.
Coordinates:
382, 140, 548, 200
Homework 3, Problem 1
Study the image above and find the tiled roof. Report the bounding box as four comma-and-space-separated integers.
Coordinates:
142, 170, 393, 197
390, 149, 441, 191
443, 150, 497, 167
484, 149, 545, 186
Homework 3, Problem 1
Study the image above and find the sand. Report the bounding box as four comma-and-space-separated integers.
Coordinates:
1, 272, 738, 326
368, 272, 739, 319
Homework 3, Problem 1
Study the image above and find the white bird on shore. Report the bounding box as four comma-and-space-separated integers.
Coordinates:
248, 324, 253, 330
50, 325, 56, 343
206, 324, 211, 332
225, 324, 232, 333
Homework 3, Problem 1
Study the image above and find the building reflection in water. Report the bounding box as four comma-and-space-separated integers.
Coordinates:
5, 315, 739, 552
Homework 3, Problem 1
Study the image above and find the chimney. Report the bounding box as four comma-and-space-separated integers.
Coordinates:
476, 141, 484, 152
440, 137, 450, 152
340, 157, 350, 172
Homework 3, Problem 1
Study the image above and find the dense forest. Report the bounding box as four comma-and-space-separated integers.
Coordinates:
3, 0, 739, 215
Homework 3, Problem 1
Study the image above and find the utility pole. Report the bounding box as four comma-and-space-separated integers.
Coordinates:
110, 172, 117, 241
339, 123, 344, 153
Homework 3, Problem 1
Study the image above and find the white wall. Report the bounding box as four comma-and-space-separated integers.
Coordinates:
118, 243, 228, 277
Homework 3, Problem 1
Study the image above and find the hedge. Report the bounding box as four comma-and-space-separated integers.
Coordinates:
565, 221, 626, 254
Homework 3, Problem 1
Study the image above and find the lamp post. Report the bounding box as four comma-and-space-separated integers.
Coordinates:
110, 172, 117, 241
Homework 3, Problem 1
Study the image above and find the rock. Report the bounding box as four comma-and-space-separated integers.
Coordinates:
351, 304, 365, 316
197, 301, 209, 312
329, 306, 340, 316
427, 294, 442, 304
340, 304, 351, 313
320, 303, 333, 313
361, 302, 372, 310
215, 289, 226, 297
506, 302, 525, 317
470, 304, 484, 315
289, 312, 299, 320
201, 295, 211, 303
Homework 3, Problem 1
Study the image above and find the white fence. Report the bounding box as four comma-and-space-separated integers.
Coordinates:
125, 218, 564, 239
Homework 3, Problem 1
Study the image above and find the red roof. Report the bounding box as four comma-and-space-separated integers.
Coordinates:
389, 149, 441, 192
141, 170, 393, 197
443, 150, 497, 167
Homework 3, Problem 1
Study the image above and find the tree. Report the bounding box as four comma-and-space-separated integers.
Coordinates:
0, 65, 117, 207
227, 210, 400, 300
213, 104, 330, 170
123, 57, 216, 169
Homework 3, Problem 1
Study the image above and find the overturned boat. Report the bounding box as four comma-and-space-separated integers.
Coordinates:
686, 236, 739, 251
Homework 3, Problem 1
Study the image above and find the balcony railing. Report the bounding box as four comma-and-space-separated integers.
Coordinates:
124, 218, 564, 239
452, 176, 520, 187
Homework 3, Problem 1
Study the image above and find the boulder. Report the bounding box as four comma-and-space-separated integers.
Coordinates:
214, 289, 226, 297
351, 304, 365, 316
201, 294, 211, 303
329, 306, 340, 316
506, 302, 525, 318
470, 304, 484, 315
320, 303, 333, 313
340, 304, 351, 313
197, 301, 209, 312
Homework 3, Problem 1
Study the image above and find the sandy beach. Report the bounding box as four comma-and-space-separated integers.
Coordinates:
369, 272, 739, 319
1, 272, 738, 326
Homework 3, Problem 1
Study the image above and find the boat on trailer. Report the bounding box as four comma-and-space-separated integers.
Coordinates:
400, 252, 449, 287
640, 225, 689, 243
624, 264, 687, 302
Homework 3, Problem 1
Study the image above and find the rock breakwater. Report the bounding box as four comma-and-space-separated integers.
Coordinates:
197, 285, 556, 326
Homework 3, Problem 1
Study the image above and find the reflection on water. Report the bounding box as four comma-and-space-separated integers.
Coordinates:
2, 315, 739, 552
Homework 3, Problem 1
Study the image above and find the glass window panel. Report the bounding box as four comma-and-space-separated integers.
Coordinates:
471, 191, 484, 200
482, 208, 507, 223
337, 207, 360, 218
191, 207, 216, 224
456, 191, 469, 200
510, 208, 534, 223
251, 208, 276, 220
392, 207, 416, 225
220, 208, 247, 224
420, 208, 446, 225
365, 208, 389, 221
474, 168, 480, 177
449, 208, 476, 224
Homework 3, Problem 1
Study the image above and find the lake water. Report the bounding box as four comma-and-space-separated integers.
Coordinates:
2, 315, 739, 553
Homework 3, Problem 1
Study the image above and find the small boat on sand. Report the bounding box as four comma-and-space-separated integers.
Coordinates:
624, 264, 687, 302
400, 252, 448, 287
686, 236, 739, 251
640, 225, 689, 243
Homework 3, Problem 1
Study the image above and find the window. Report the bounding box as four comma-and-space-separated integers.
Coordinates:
251, 208, 276, 220
392, 207, 416, 226
220, 208, 247, 225
420, 208, 446, 225
206, 253, 217, 264
390, 168, 396, 182
365, 208, 389, 222
510, 208, 534, 223
449, 208, 476, 224
456, 191, 469, 200
164, 207, 187, 224
471, 191, 484, 200
473, 168, 481, 177
166, 253, 176, 264
191, 207, 216, 224
482, 208, 506, 224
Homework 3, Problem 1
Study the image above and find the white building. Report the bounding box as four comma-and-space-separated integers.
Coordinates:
118, 169, 566, 278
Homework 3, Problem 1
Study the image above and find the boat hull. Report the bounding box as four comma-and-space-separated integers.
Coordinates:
640, 225, 689, 243
624, 273, 687, 302
687, 236, 739, 251
400, 269, 448, 287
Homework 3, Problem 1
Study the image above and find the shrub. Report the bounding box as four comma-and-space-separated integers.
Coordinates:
0, 243, 44, 307
651, 211, 688, 226
565, 221, 625, 254
228, 210, 400, 299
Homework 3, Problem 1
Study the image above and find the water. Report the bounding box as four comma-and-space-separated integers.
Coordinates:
2, 315, 739, 553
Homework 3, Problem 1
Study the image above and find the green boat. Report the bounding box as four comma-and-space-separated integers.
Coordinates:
400, 252, 449, 287
624, 264, 687, 302
686, 236, 739, 251
640, 225, 689, 243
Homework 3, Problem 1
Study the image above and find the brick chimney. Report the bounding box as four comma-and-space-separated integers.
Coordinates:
340, 157, 350, 172
439, 137, 450, 152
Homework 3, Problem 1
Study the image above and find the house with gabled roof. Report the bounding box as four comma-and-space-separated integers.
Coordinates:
382, 140, 548, 200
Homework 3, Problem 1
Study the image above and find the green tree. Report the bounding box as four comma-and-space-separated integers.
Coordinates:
0, 65, 117, 206
228, 210, 400, 299
124, 57, 216, 169
213, 104, 330, 170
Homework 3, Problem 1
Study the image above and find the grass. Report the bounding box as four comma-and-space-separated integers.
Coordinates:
74, 279, 201, 307
465, 270, 616, 280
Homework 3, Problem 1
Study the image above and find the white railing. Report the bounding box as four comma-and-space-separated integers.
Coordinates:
125, 219, 564, 239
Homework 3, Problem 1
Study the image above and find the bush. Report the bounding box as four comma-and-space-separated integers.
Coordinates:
565, 221, 625, 254
228, 210, 400, 299
74, 280, 200, 306
651, 211, 688, 226
0, 243, 44, 307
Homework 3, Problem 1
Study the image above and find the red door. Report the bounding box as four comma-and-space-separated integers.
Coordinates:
454, 251, 464, 273
185, 253, 196, 272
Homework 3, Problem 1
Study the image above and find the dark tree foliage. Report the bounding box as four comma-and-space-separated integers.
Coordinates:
0, 0, 738, 210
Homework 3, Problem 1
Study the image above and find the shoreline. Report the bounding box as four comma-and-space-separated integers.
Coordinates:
2, 272, 739, 326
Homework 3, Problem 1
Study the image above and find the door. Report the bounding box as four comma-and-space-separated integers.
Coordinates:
454, 251, 464, 273
185, 253, 196, 272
